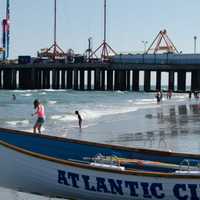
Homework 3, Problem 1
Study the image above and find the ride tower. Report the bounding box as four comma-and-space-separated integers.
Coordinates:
38, 0, 65, 60
146, 30, 179, 54
90, 0, 117, 62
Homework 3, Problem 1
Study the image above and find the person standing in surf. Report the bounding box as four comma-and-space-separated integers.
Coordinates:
155, 90, 161, 103
32, 99, 45, 134
75, 110, 82, 130
12, 94, 16, 101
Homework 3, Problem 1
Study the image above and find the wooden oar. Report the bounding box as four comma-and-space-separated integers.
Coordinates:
83, 156, 200, 171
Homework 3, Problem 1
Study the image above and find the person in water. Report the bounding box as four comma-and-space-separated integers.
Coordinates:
32, 99, 45, 134
167, 90, 172, 99
75, 110, 82, 129
155, 90, 161, 103
12, 94, 16, 101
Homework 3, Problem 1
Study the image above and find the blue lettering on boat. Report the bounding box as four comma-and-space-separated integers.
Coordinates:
57, 169, 200, 199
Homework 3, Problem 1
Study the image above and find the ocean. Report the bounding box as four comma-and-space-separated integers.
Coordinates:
0, 89, 200, 199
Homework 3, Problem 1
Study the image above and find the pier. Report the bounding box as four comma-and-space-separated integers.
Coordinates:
0, 63, 200, 92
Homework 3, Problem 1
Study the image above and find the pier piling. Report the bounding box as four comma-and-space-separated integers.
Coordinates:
0, 63, 199, 92
132, 70, 139, 91
177, 71, 186, 92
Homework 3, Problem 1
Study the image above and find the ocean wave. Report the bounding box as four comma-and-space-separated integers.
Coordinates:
12, 90, 32, 93
80, 106, 138, 120
49, 106, 138, 122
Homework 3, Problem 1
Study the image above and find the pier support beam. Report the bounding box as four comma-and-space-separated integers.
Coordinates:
177, 71, 186, 92
80, 69, 85, 90
61, 70, 66, 89
144, 71, 151, 91
73, 69, 79, 90
100, 70, 105, 90
191, 70, 200, 91
31, 68, 35, 89
3, 69, 12, 89
52, 69, 60, 89
43, 70, 50, 89
114, 70, 120, 90
95, 69, 101, 90
67, 69, 73, 89
87, 70, 91, 90
132, 70, 139, 91
156, 71, 161, 91
126, 70, 130, 91
107, 70, 113, 91
35, 69, 42, 89
11, 69, 17, 89
168, 71, 174, 91
120, 70, 127, 91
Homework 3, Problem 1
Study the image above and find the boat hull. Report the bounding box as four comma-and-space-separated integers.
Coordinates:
0, 127, 199, 167
1, 141, 200, 200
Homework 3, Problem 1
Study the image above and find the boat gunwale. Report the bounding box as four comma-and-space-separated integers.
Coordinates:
1, 139, 200, 179
0, 127, 199, 159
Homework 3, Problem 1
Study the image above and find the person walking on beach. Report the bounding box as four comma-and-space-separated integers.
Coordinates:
75, 110, 82, 129
32, 99, 45, 134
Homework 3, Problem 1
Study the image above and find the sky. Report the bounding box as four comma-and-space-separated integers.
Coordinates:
0, 0, 200, 59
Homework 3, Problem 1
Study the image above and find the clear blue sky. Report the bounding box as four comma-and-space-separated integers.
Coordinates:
0, 0, 200, 59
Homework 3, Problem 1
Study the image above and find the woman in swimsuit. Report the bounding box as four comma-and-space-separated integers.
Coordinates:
32, 99, 45, 134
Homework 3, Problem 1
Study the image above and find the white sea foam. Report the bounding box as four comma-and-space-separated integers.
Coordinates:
44, 89, 66, 92
48, 100, 57, 104
140, 99, 155, 102
50, 114, 76, 122
22, 128, 33, 133
5, 120, 29, 126
59, 115, 77, 121
62, 133, 68, 137
176, 95, 187, 99
20, 93, 32, 97
134, 99, 156, 105
115, 90, 125, 94
13, 90, 32, 93
51, 115, 63, 120
40, 92, 47, 95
